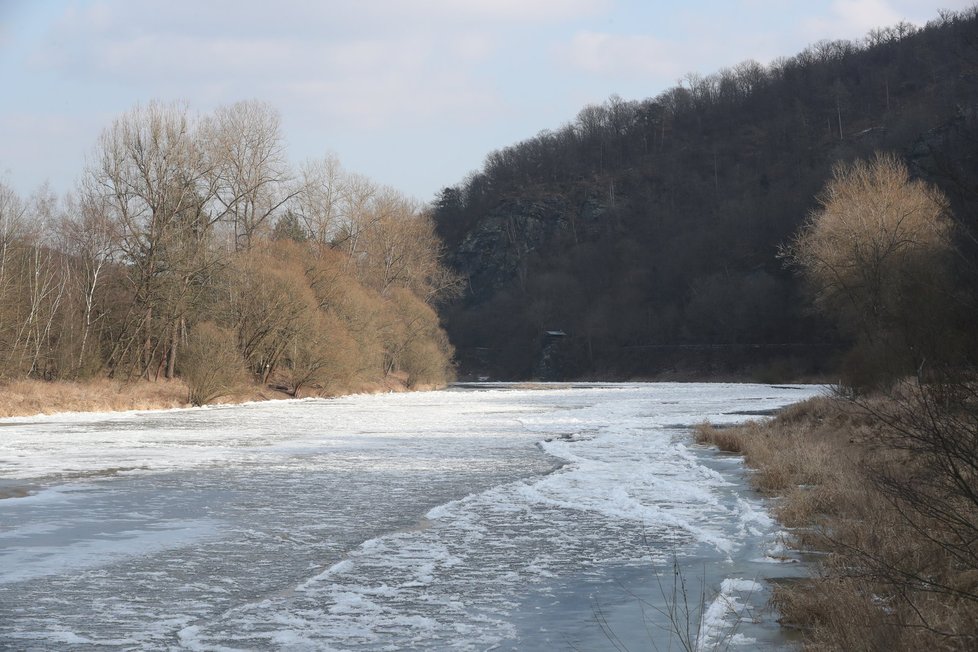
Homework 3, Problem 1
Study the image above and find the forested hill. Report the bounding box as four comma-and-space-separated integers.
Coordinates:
431, 8, 978, 381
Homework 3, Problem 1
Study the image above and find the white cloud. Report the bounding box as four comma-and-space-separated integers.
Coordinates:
9, 0, 968, 203
40, 0, 608, 45
26, 2, 515, 132
20, 0, 619, 139
803, 0, 904, 40
285, 74, 500, 129
557, 32, 683, 80
412, 0, 610, 22
448, 33, 495, 63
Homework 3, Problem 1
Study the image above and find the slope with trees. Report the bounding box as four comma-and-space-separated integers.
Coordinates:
433, 7, 978, 382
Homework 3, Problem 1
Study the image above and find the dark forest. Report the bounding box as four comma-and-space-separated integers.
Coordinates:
433, 8, 978, 383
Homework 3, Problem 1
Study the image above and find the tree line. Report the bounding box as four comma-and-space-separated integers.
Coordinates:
433, 6, 978, 382
0, 100, 460, 402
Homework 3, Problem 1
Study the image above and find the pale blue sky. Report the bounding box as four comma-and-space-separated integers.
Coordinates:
0, 0, 972, 203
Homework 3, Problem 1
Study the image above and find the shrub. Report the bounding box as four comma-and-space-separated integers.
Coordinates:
179, 321, 246, 406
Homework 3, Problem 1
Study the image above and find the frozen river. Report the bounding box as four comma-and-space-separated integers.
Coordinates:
0, 382, 822, 650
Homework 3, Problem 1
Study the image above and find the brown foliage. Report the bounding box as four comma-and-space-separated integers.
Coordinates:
179, 321, 246, 406
693, 423, 744, 453
382, 288, 455, 387
226, 244, 319, 382
0, 378, 189, 417
280, 311, 359, 396
0, 101, 460, 403
786, 154, 951, 310
699, 391, 978, 650
782, 154, 957, 387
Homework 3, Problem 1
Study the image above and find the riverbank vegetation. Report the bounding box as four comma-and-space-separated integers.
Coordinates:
697, 383, 978, 650
0, 377, 190, 417
0, 101, 460, 411
693, 150, 978, 650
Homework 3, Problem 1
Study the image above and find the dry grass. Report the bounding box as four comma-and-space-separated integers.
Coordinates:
0, 378, 191, 417
0, 372, 426, 418
693, 422, 745, 453
696, 396, 854, 499
697, 393, 978, 650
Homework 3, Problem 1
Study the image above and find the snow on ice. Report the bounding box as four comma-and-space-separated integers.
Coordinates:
0, 382, 823, 650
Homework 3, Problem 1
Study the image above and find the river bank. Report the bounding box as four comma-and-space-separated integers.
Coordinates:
0, 374, 433, 419
696, 391, 978, 650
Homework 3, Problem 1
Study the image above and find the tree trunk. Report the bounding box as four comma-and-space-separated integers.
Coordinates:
166, 319, 178, 379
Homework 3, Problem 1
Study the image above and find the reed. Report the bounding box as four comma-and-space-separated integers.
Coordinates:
697, 393, 978, 650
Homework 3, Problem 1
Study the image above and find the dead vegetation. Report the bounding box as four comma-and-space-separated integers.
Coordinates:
0, 371, 428, 419
0, 378, 191, 417
696, 386, 978, 650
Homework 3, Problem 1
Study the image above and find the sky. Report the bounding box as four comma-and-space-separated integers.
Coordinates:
0, 0, 973, 204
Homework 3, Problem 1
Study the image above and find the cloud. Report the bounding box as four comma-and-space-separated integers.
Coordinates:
448, 33, 495, 63
556, 31, 683, 80
831, 0, 903, 30
21, 0, 619, 138
15, 0, 964, 204
412, 0, 610, 22
26, 2, 517, 131
40, 0, 608, 45
285, 74, 501, 130
803, 0, 904, 39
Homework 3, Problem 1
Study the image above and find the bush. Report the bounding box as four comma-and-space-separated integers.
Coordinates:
381, 288, 455, 387
179, 322, 246, 406
280, 311, 360, 396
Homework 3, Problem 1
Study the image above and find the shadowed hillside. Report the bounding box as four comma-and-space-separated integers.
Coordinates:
433, 8, 978, 381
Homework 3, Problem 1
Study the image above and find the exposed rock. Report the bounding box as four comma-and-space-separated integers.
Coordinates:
450, 195, 609, 304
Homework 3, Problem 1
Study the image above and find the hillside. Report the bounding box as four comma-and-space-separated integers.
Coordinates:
433, 8, 978, 381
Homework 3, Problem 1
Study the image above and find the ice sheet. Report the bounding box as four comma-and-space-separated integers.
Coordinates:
0, 382, 823, 649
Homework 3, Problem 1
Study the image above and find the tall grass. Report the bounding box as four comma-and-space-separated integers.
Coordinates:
696, 393, 978, 650
0, 371, 433, 418
0, 378, 190, 417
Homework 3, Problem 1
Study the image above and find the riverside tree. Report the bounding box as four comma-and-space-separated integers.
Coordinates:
782, 153, 956, 387
207, 100, 296, 251
88, 101, 215, 380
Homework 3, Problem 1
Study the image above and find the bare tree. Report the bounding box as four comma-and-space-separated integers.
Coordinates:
0, 181, 28, 368
14, 186, 70, 377
294, 154, 345, 245
181, 321, 246, 406
206, 100, 296, 251
223, 246, 317, 384
87, 101, 215, 379
336, 171, 377, 265
354, 192, 461, 301
866, 379, 978, 608
58, 185, 118, 375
